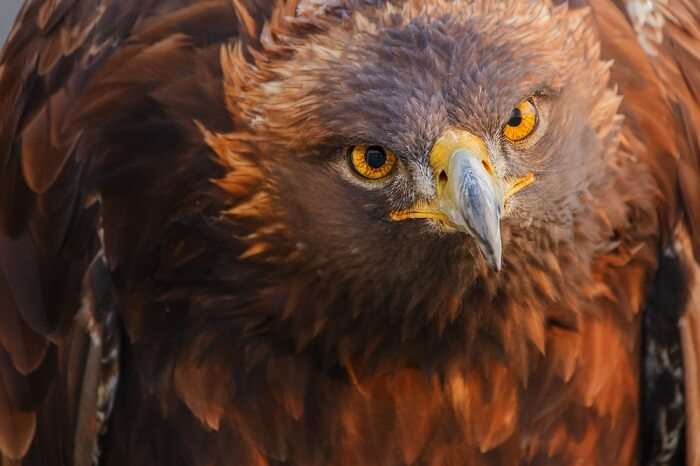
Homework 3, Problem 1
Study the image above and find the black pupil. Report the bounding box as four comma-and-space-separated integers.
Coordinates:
507, 107, 523, 127
365, 146, 387, 169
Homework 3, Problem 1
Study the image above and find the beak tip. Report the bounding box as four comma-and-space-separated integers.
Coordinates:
479, 241, 502, 272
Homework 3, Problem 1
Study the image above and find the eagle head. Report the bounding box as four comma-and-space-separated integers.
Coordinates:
203, 0, 625, 350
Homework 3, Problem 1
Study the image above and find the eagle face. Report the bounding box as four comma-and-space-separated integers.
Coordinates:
217, 1, 620, 311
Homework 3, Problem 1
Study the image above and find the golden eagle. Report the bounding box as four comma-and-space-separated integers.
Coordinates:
1, 1, 699, 465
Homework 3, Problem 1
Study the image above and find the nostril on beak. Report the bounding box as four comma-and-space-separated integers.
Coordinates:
438, 170, 448, 194
481, 159, 494, 175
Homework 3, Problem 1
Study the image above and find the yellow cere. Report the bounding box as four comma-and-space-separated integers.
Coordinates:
350, 145, 397, 179
502, 99, 538, 142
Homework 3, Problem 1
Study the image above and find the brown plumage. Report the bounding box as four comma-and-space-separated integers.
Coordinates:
0, 0, 699, 465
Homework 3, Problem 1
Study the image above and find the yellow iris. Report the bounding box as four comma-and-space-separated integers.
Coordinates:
350, 145, 397, 179
502, 99, 538, 142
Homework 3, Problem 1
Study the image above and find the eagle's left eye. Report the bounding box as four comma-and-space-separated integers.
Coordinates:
503, 99, 538, 142
350, 145, 397, 179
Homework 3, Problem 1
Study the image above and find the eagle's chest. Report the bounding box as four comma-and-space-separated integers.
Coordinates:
312, 324, 638, 466
221, 312, 641, 466
104, 303, 642, 466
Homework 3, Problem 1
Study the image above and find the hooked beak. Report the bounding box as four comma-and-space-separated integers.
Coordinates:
390, 129, 534, 272
440, 147, 504, 270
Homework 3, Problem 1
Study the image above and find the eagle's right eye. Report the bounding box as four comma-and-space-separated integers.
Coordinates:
350, 145, 397, 179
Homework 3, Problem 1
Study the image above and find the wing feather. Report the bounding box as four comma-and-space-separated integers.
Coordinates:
607, 1, 700, 464
0, 1, 251, 464
623, 0, 700, 258
639, 4, 700, 465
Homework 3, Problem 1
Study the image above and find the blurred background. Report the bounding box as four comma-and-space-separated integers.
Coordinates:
1, 0, 22, 45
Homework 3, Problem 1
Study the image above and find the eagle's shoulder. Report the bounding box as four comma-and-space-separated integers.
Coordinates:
0, 1, 257, 463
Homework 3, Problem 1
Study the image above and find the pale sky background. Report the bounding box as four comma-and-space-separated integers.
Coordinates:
1, 0, 23, 46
